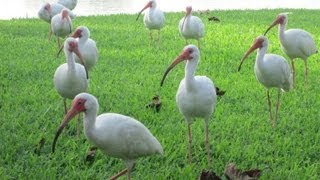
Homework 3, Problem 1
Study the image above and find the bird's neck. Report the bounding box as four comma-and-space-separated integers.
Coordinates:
278, 23, 286, 43
79, 37, 88, 44
185, 58, 198, 90
256, 45, 268, 67
83, 106, 98, 136
67, 51, 76, 70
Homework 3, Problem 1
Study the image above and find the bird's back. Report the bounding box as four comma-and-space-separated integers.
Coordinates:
179, 16, 204, 40
176, 76, 216, 122
282, 29, 317, 60
51, 15, 72, 37
144, 9, 165, 30
58, 0, 77, 10
75, 39, 98, 70
85, 113, 163, 160
53, 63, 87, 99
254, 54, 293, 91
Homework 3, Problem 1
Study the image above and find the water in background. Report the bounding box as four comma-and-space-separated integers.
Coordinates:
1, 0, 320, 20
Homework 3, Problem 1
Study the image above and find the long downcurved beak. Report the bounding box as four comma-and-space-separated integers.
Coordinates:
136, 2, 151, 21
264, 18, 280, 36
73, 48, 89, 79
56, 44, 64, 58
180, 15, 187, 32
52, 107, 79, 153
238, 42, 259, 72
160, 52, 187, 86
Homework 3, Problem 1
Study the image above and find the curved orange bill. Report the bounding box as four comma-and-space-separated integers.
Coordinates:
180, 15, 187, 32
238, 41, 260, 72
56, 44, 64, 58
73, 48, 89, 79
160, 53, 187, 86
136, 2, 151, 21
263, 18, 280, 36
52, 107, 79, 153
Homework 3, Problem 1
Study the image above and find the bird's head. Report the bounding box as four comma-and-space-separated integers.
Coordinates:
38, 3, 52, 22
44, 3, 51, 13
136, 0, 156, 21
186, 6, 192, 16
264, 13, 288, 35
72, 26, 90, 39
160, 45, 199, 86
52, 93, 98, 153
61, 9, 69, 19
180, 6, 193, 32
58, 37, 88, 78
238, 35, 268, 71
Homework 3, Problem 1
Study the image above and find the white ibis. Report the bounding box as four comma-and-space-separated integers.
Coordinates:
51, 9, 73, 47
52, 93, 163, 180
71, 26, 98, 71
136, 0, 165, 45
54, 37, 88, 115
179, 6, 205, 48
264, 13, 318, 86
57, 0, 78, 10
38, 2, 75, 40
160, 45, 216, 166
238, 35, 293, 127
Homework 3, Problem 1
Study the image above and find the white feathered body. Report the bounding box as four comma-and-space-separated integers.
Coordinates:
51, 13, 72, 38
75, 38, 98, 70
144, 8, 165, 30
38, 3, 75, 23
279, 28, 318, 60
57, 0, 78, 10
84, 113, 163, 160
179, 15, 204, 40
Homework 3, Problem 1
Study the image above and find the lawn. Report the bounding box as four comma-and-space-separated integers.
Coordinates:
0, 9, 319, 179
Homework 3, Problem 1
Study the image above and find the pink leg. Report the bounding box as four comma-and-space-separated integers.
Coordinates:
109, 169, 128, 180
188, 123, 192, 163
274, 89, 281, 128
149, 31, 153, 45
267, 90, 273, 124
63, 98, 67, 114
291, 60, 296, 88
304, 60, 308, 85
204, 120, 211, 167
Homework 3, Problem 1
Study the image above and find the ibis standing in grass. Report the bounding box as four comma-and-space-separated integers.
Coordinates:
57, 0, 78, 10
54, 37, 88, 134
51, 9, 73, 47
179, 6, 205, 48
38, 2, 75, 40
136, 0, 165, 46
71, 26, 98, 71
238, 35, 293, 127
160, 44, 216, 166
52, 93, 163, 180
264, 13, 318, 86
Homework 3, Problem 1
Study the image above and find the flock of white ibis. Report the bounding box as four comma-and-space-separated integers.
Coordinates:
37, 0, 317, 179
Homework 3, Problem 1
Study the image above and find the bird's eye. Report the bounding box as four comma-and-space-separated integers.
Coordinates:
77, 101, 82, 105
188, 50, 193, 54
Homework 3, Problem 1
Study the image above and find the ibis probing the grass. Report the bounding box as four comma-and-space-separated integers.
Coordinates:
52, 93, 163, 180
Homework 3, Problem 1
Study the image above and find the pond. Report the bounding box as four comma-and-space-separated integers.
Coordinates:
1, 0, 319, 20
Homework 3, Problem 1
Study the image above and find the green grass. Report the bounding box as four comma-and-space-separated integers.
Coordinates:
1, 9, 320, 179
